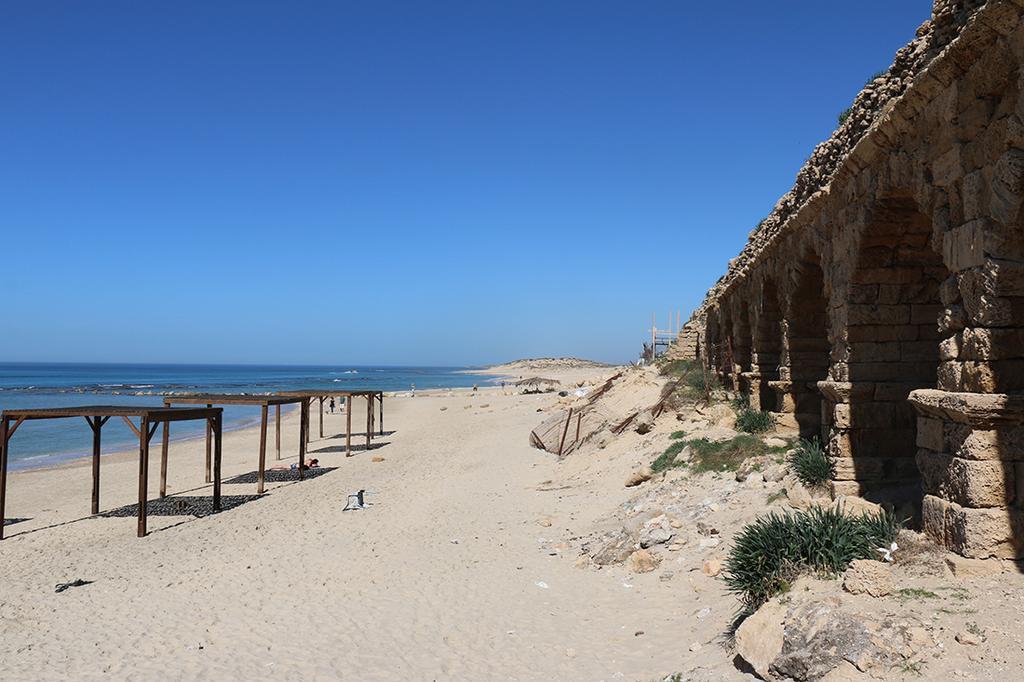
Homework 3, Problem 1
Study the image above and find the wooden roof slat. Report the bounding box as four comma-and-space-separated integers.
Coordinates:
1, 405, 222, 423
163, 394, 304, 406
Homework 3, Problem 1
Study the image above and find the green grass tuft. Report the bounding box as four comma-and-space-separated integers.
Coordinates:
724, 506, 901, 612
651, 439, 689, 473
896, 588, 939, 601
669, 430, 686, 440
787, 438, 834, 488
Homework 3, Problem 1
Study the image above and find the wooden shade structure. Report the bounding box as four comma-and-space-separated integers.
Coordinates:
162, 394, 305, 494
276, 390, 384, 455
0, 405, 223, 539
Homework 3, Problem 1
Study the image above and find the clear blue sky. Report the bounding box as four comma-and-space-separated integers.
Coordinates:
1, 1, 932, 366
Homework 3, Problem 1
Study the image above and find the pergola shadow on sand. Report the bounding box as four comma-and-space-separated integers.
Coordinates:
162, 394, 306, 494
0, 405, 223, 539
277, 390, 384, 455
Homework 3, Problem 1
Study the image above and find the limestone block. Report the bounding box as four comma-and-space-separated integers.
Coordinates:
900, 339, 941, 361
943, 219, 987, 272
948, 502, 1024, 559
939, 335, 961, 360
910, 304, 944, 325
937, 304, 968, 333
849, 342, 899, 363
961, 169, 987, 221
932, 144, 963, 186
991, 148, 1024, 227
916, 416, 945, 451
917, 449, 1014, 507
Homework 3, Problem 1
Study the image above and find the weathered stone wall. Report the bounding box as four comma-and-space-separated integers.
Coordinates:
689, 0, 1024, 559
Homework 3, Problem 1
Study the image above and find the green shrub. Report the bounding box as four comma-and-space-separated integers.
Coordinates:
787, 438, 834, 488
669, 430, 687, 440
735, 407, 775, 434
724, 506, 901, 613
838, 107, 853, 125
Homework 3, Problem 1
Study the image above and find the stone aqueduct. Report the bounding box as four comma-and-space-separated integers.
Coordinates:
676, 0, 1024, 559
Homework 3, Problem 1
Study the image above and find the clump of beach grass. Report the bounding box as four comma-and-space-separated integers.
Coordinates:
787, 438, 834, 488
724, 506, 901, 614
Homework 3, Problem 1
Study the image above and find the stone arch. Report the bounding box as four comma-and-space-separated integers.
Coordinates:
754, 277, 783, 411
717, 304, 736, 388
786, 251, 830, 441
704, 307, 721, 372
733, 298, 753, 395
839, 195, 948, 510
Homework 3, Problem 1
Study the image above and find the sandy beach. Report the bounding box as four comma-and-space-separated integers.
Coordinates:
0, 363, 699, 680
5, 360, 1024, 681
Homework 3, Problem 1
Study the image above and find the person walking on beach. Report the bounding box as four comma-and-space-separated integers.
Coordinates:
329, 397, 335, 414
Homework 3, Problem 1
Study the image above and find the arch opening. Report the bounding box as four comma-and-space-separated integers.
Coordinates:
845, 196, 948, 509
788, 254, 830, 441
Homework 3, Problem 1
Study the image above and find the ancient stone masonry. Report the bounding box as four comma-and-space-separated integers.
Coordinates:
683, 0, 1024, 559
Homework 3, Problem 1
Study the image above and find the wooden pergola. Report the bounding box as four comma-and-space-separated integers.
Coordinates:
162, 394, 306, 494
276, 390, 384, 456
0, 405, 223, 539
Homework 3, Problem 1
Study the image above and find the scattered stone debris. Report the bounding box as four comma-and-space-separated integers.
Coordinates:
626, 549, 659, 573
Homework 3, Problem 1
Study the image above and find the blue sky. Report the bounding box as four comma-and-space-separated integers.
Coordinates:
1, 1, 932, 366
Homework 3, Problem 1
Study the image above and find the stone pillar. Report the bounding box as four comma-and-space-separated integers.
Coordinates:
820, 381, 920, 506
910, 390, 1024, 559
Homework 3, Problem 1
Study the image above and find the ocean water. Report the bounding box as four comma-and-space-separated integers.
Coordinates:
0, 363, 493, 470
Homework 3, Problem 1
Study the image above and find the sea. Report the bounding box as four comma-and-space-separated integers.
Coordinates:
0, 363, 494, 470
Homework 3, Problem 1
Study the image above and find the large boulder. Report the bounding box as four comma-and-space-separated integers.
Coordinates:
735, 601, 786, 680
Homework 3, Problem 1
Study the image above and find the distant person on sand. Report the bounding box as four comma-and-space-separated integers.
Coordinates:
329, 397, 335, 413
411, 383, 416, 397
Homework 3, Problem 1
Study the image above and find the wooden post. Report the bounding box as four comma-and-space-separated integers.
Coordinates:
204, 403, 212, 483
575, 412, 582, 443
0, 417, 8, 541
319, 397, 324, 439
275, 404, 281, 460
345, 395, 353, 456
379, 394, 384, 435
90, 417, 102, 514
557, 407, 574, 457
159, 420, 169, 498
258, 404, 268, 494
298, 400, 307, 479
137, 418, 150, 538
213, 413, 222, 511
365, 395, 372, 451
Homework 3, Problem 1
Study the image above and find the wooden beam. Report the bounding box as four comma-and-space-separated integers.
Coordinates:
365, 395, 371, 451
137, 417, 150, 537
258, 404, 268, 495
345, 395, 353, 456
121, 415, 141, 438
160, 421, 170, 499
213, 413, 222, 511
298, 400, 307, 479
275, 404, 281, 460
204, 403, 212, 484
0, 418, 8, 540
319, 396, 324, 439
557, 407, 574, 457
5, 416, 26, 441
92, 416, 103, 514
